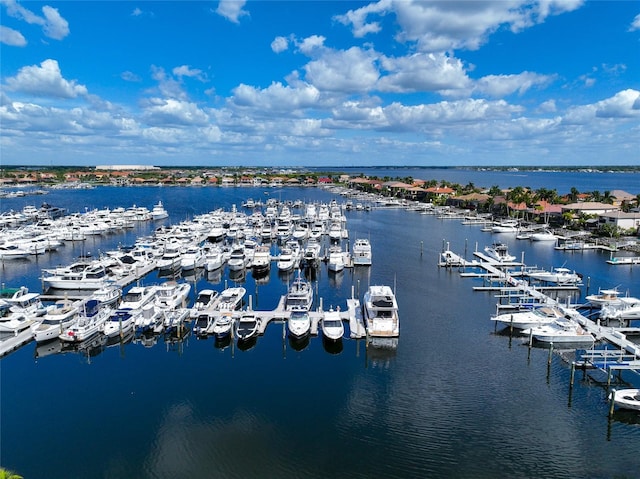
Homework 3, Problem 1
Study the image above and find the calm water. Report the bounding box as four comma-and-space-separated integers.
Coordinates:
1, 183, 640, 479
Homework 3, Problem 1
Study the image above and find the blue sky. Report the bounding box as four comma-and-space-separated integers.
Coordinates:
1, 0, 639, 167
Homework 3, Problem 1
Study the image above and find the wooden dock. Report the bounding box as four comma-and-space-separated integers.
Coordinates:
0, 329, 34, 358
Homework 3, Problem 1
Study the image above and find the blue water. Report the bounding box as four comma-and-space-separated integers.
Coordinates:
1, 182, 640, 479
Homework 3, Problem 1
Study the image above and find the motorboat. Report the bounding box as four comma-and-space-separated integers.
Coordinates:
235, 312, 260, 342
227, 246, 248, 272
0, 286, 47, 318
216, 287, 246, 312
328, 221, 343, 241
90, 283, 122, 308
276, 247, 296, 272
134, 303, 162, 333
60, 299, 112, 343
193, 312, 214, 337
363, 285, 399, 338
522, 317, 595, 345
321, 309, 344, 341
491, 306, 566, 330
301, 239, 321, 268
252, 245, 271, 276
162, 308, 189, 334
484, 242, 516, 263
585, 288, 624, 308
609, 389, 640, 411
31, 299, 79, 342
352, 238, 372, 266
190, 289, 219, 318
180, 245, 205, 271
530, 229, 557, 242
42, 260, 111, 290
600, 297, 640, 321
103, 308, 138, 338
285, 275, 314, 312
0, 243, 31, 260
156, 243, 182, 272
328, 246, 346, 272
287, 310, 311, 339
0, 301, 34, 335
491, 219, 519, 233
151, 201, 169, 220
120, 285, 158, 311
203, 244, 225, 271
154, 281, 191, 311
210, 313, 234, 339
526, 267, 581, 285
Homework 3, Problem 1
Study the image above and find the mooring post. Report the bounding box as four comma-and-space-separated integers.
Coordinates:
570, 362, 575, 388
547, 342, 554, 366
609, 389, 616, 417
420, 240, 423, 257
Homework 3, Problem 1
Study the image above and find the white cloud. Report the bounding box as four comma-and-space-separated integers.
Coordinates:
1, 0, 70, 40
0, 25, 26, 46
538, 99, 557, 113
4, 59, 88, 98
296, 35, 326, 55
132, 7, 142, 17
141, 98, 209, 126
41, 6, 69, 40
121, 71, 142, 82
377, 52, 471, 94
271, 36, 289, 53
231, 82, 320, 112
475, 72, 555, 97
630, 13, 640, 31
172, 65, 207, 82
151, 65, 187, 100
215, 0, 248, 24
563, 89, 640, 123
337, 0, 584, 52
304, 47, 379, 93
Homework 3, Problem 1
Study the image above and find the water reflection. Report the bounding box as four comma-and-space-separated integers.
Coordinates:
322, 336, 343, 355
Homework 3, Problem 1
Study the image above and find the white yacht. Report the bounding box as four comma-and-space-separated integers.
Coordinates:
328, 246, 346, 272
227, 246, 248, 272
216, 287, 246, 312
530, 229, 557, 242
103, 308, 138, 338
491, 306, 566, 330
180, 245, 205, 271
203, 244, 225, 271
252, 245, 271, 276
151, 201, 169, 220
609, 389, 640, 411
601, 297, 640, 321
190, 289, 219, 318
31, 299, 79, 342
491, 219, 519, 233
352, 238, 372, 266
287, 311, 311, 340
321, 309, 344, 341
522, 317, 595, 345
155, 281, 191, 311
526, 267, 581, 285
285, 275, 314, 312
363, 285, 399, 337
60, 299, 112, 343
301, 239, 321, 268
276, 247, 296, 272
235, 312, 260, 342
484, 242, 516, 263
42, 260, 111, 290
156, 243, 182, 272
0, 301, 34, 335
585, 288, 625, 308
210, 313, 234, 339
120, 285, 158, 311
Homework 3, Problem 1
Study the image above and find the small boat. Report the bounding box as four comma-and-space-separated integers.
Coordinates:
31, 299, 79, 342
156, 243, 182, 272
216, 287, 246, 312
607, 256, 640, 266
491, 306, 566, 330
530, 229, 557, 242
321, 309, 344, 341
134, 303, 162, 333
235, 312, 260, 342
522, 317, 595, 345
180, 245, 205, 271
190, 289, 219, 318
103, 308, 138, 338
585, 288, 624, 308
203, 244, 224, 271
227, 246, 248, 272
211, 313, 234, 339
287, 311, 311, 340
491, 219, 519, 233
301, 239, 321, 268
276, 247, 296, 271
352, 238, 372, 266
484, 242, 516, 263
0, 243, 31, 260
193, 312, 214, 337
609, 389, 640, 411
327, 246, 346, 272
600, 297, 640, 321
60, 299, 112, 343
285, 275, 314, 312
90, 284, 122, 308
120, 285, 158, 311
162, 308, 189, 334
526, 267, 581, 285
363, 285, 399, 338
0, 301, 34, 335
42, 260, 111, 290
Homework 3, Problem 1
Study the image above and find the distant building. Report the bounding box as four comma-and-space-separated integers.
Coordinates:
95, 165, 159, 171
598, 211, 640, 231
561, 202, 619, 215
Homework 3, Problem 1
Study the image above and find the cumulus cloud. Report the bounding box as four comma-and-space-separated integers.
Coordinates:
377, 52, 471, 94
1, 0, 70, 40
304, 47, 379, 93
4, 59, 88, 98
296, 35, 326, 55
151, 65, 188, 100
563, 89, 640, 123
141, 98, 209, 126
121, 71, 142, 82
271, 36, 289, 53
215, 0, 248, 24
475, 72, 555, 97
630, 13, 640, 31
0, 25, 26, 46
337, 0, 584, 52
231, 82, 320, 112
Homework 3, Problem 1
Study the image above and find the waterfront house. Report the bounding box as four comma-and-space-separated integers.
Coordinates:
598, 211, 640, 233
561, 202, 620, 216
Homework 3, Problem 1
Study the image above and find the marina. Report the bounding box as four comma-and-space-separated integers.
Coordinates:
1, 181, 639, 479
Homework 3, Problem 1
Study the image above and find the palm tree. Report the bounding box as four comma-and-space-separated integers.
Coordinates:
0, 468, 24, 479
569, 187, 579, 203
